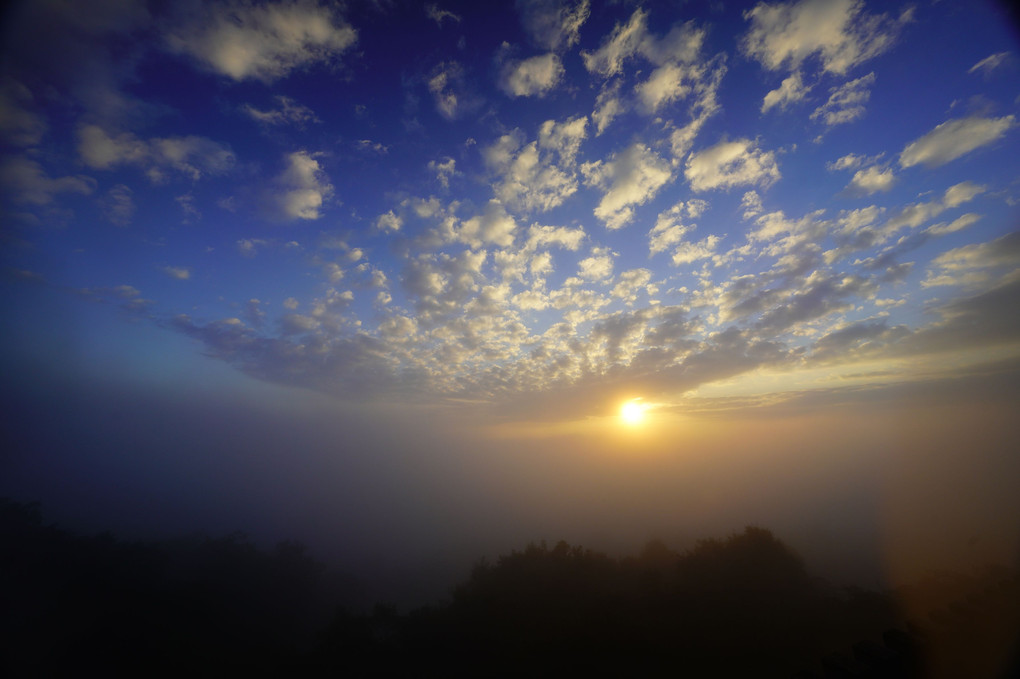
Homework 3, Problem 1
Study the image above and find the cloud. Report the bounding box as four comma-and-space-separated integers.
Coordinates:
162, 266, 191, 280
592, 81, 625, 136
515, 0, 589, 50
274, 151, 333, 220
826, 152, 875, 171
241, 95, 319, 126
78, 283, 155, 313
484, 128, 579, 213
581, 8, 705, 77
454, 200, 519, 248
925, 213, 980, 237
968, 51, 1010, 76
426, 4, 461, 27
635, 62, 691, 113
428, 157, 458, 188
899, 115, 1016, 168
582, 143, 671, 229
0, 79, 47, 146
611, 268, 654, 304
170, 314, 407, 397
761, 70, 809, 113
741, 0, 905, 75
0, 156, 95, 206
754, 271, 875, 334
810, 72, 874, 126
897, 274, 1020, 356
428, 61, 470, 119
670, 236, 720, 266
648, 200, 712, 261
844, 165, 895, 195
577, 247, 613, 281
165, 0, 357, 82
685, 138, 780, 192
883, 181, 985, 234
375, 210, 403, 232
77, 124, 236, 182
538, 116, 587, 165
921, 231, 1020, 289
101, 184, 135, 226
500, 53, 564, 98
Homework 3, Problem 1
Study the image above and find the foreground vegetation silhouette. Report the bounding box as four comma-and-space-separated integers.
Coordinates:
2, 498, 1017, 677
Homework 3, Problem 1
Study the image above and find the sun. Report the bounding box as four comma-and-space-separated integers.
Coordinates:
620, 399, 646, 426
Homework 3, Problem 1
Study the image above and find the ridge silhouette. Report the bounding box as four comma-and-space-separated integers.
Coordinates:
2, 498, 1017, 677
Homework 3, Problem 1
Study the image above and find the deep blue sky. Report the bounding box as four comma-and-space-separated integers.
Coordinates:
2, 0, 1018, 601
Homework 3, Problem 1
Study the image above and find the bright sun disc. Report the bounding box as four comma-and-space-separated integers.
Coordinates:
620, 400, 645, 425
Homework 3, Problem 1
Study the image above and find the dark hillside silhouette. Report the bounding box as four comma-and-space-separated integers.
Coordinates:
2, 498, 1017, 678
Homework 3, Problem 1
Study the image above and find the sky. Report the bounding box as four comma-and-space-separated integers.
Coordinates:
2, 0, 1019, 604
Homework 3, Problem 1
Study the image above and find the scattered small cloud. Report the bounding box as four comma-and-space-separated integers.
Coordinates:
968, 51, 1010, 76
500, 53, 564, 98
274, 150, 333, 220
165, 0, 357, 83
899, 115, 1016, 168
241, 95, 319, 127
761, 70, 810, 113
516, 0, 590, 51
161, 265, 191, 280
426, 4, 461, 27
685, 138, 779, 192
810, 72, 875, 126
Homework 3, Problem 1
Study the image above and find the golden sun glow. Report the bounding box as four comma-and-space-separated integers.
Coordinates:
620, 399, 646, 426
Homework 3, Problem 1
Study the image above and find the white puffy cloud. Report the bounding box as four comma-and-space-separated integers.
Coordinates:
456, 200, 518, 248
375, 210, 403, 232
577, 247, 613, 281
741, 0, 906, 75
77, 124, 235, 183
635, 62, 691, 113
583, 143, 671, 229
484, 128, 578, 213
537, 115, 587, 165
611, 268, 654, 304
515, 0, 589, 50
428, 157, 458, 188
810, 72, 874, 126
0, 156, 95, 205
501, 53, 564, 98
165, 0, 357, 82
845, 165, 895, 195
275, 150, 332, 220
685, 138, 780, 192
761, 70, 809, 113
670, 235, 720, 266
899, 115, 1016, 168
241, 95, 319, 126
648, 200, 708, 256
582, 8, 705, 77
592, 81, 625, 136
